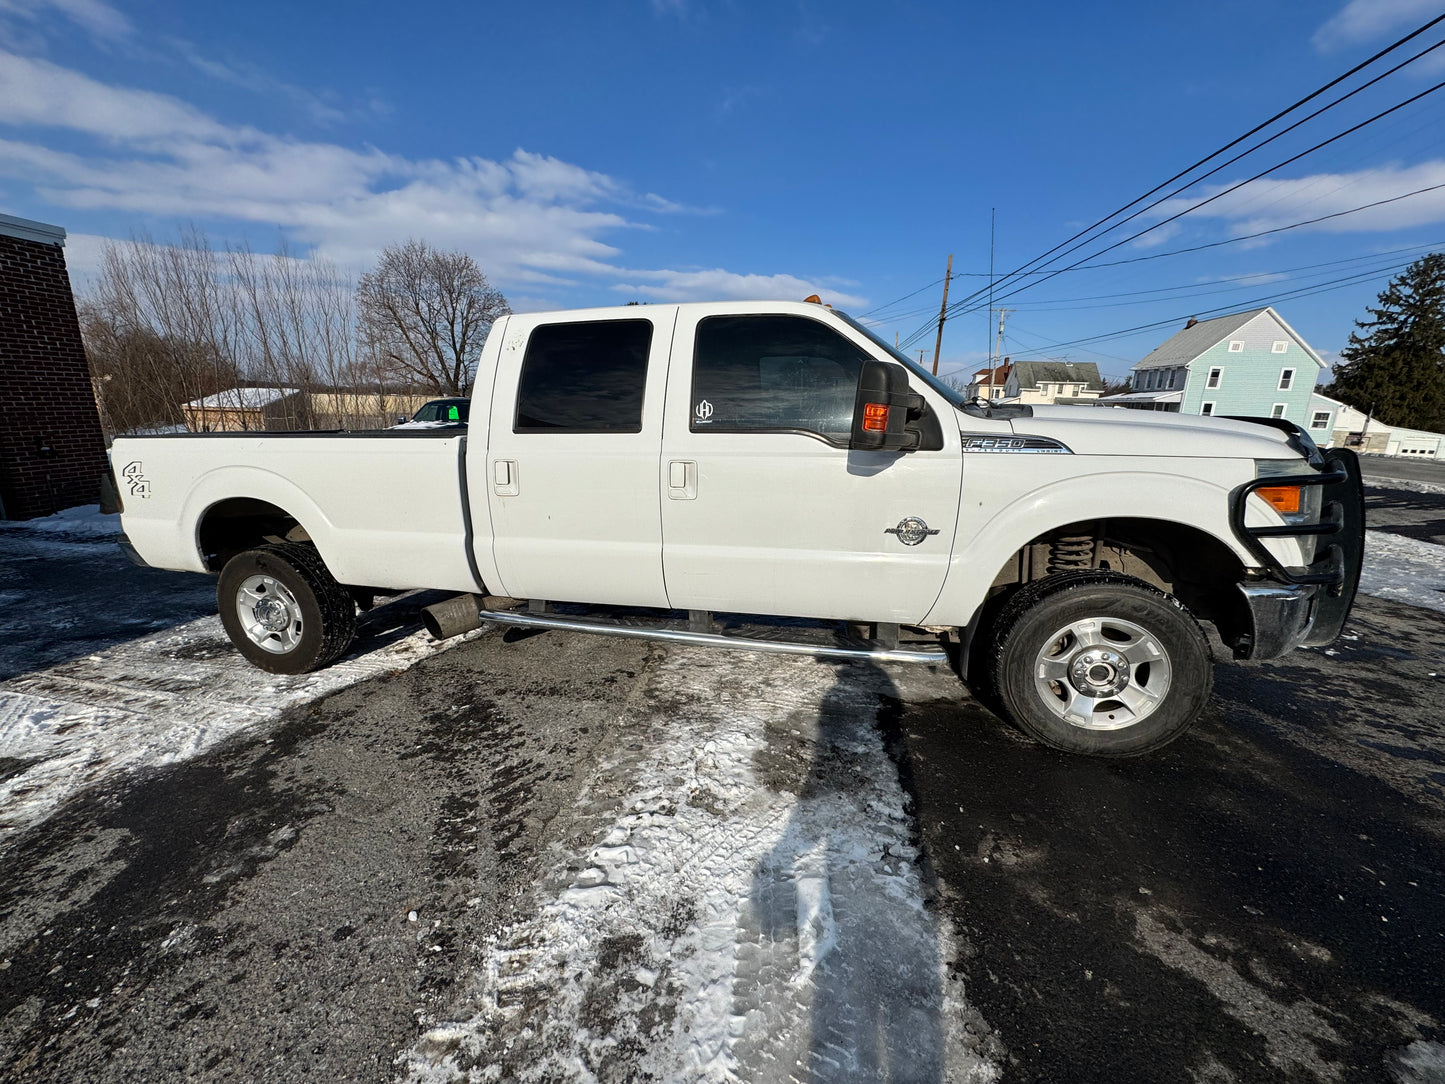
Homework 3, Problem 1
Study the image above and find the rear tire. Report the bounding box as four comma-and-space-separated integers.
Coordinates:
988, 570, 1212, 757
217, 544, 356, 674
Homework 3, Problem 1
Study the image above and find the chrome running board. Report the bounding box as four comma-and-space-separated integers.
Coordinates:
475, 608, 948, 665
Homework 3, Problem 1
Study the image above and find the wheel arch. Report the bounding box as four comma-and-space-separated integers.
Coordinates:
183, 469, 337, 575
940, 513, 1253, 677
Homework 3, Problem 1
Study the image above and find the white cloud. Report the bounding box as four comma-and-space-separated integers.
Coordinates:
1312, 0, 1442, 51
0, 0, 131, 41
0, 50, 851, 307
609, 268, 868, 308
1147, 161, 1445, 237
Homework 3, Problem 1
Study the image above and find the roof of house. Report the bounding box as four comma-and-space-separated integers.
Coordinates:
184, 386, 299, 410
1134, 307, 1325, 370
1010, 360, 1103, 390
970, 363, 1011, 384
1096, 390, 1183, 405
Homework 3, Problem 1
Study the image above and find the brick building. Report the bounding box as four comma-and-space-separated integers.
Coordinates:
0, 212, 108, 520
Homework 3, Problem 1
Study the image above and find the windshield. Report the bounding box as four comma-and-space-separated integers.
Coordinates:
834, 311, 969, 410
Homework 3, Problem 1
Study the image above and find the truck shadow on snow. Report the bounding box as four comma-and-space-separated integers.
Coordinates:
735, 654, 972, 1082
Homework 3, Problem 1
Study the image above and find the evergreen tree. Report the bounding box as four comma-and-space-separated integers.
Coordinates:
1326, 253, 1445, 431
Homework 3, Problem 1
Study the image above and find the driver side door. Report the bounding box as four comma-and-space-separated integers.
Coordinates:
659, 308, 962, 625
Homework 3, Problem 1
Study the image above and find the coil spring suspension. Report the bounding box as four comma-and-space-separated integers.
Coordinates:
1047, 534, 1094, 575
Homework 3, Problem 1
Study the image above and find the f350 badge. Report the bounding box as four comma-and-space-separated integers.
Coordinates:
885, 516, 938, 546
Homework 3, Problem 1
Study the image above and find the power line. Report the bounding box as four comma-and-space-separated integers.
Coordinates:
934, 14, 1445, 323
1020, 258, 1418, 354
898, 14, 1445, 350
1064, 182, 1445, 270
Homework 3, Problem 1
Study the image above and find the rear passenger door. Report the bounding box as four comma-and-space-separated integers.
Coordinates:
485, 309, 676, 606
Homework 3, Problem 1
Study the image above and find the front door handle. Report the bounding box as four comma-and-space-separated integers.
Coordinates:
667, 460, 697, 500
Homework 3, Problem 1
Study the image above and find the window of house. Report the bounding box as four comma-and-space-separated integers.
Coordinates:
1272, 341, 1289, 353
515, 319, 652, 433
1201, 402, 1215, 416
1311, 411, 1331, 429
1278, 368, 1295, 391
1207, 367, 1222, 389
691, 314, 871, 443
1271, 403, 1287, 419
1228, 341, 1244, 352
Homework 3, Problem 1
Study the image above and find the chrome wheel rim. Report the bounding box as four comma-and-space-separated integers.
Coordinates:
236, 574, 303, 654
1032, 616, 1171, 730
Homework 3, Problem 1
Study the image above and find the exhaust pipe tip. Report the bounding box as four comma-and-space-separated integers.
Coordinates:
421, 594, 485, 640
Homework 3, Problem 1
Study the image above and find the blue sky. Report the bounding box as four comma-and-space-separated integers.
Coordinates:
2, 0, 1444, 385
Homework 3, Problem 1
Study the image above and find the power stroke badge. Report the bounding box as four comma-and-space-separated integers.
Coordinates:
885, 516, 938, 546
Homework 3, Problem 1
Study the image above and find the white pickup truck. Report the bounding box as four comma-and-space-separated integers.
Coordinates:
112, 300, 1364, 756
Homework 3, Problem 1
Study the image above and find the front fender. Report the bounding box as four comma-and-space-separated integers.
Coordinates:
922, 461, 1256, 627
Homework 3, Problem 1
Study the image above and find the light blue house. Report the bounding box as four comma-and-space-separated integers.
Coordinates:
1098, 307, 1326, 422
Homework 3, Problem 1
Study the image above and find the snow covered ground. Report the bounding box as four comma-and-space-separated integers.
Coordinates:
0, 507, 471, 847
1361, 531, 1445, 614
2, 503, 1442, 1082
401, 650, 1002, 1083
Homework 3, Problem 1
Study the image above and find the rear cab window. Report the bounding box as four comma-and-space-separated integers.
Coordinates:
514, 320, 653, 433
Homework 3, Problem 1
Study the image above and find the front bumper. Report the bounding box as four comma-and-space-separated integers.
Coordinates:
1230, 445, 1366, 659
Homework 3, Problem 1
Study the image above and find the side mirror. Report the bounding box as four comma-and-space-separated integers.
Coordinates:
850, 360, 925, 451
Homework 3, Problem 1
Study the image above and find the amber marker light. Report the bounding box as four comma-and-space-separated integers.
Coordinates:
1255, 485, 1303, 515
862, 403, 890, 432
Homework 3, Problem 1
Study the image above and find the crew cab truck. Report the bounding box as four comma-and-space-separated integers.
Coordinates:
112, 300, 1365, 757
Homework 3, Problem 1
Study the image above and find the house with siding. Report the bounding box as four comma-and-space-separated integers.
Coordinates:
1096, 307, 1326, 423
1308, 393, 1443, 457
1000, 360, 1103, 405
964, 362, 1011, 401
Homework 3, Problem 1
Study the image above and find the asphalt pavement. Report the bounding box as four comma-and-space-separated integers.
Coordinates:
1, 478, 1442, 1083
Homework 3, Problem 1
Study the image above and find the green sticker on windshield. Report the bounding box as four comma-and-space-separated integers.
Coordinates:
447, 406, 459, 421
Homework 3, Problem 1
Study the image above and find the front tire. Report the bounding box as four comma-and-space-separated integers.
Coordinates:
989, 571, 1212, 757
217, 544, 357, 674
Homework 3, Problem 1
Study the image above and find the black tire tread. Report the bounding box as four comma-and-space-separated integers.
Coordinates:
217, 544, 356, 673
987, 570, 1212, 757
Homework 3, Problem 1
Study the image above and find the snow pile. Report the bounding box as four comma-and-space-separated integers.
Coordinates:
1360, 531, 1445, 614
401, 650, 1001, 1084
2, 505, 120, 539
0, 613, 470, 848
1359, 474, 1445, 496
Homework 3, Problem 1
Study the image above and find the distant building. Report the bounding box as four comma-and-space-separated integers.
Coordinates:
0, 212, 109, 520
965, 362, 1011, 401
1000, 360, 1103, 405
1308, 393, 1443, 457
182, 385, 435, 432
182, 386, 305, 431
1097, 307, 1325, 422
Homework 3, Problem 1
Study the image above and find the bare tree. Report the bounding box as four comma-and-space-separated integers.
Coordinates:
356, 240, 510, 395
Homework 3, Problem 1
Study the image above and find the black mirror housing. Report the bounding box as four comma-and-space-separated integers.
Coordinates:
850, 360, 925, 451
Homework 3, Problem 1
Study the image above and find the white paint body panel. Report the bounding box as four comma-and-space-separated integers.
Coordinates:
114, 433, 479, 593
659, 303, 964, 624
483, 308, 677, 606
115, 301, 1314, 634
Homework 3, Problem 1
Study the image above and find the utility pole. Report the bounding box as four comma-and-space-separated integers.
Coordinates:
931, 253, 953, 376
991, 307, 1013, 367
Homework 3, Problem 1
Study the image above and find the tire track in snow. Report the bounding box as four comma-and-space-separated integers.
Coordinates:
0, 607, 469, 849
400, 649, 1003, 1084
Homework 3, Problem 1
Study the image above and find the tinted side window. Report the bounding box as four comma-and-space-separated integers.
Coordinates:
692, 315, 869, 442
515, 320, 652, 433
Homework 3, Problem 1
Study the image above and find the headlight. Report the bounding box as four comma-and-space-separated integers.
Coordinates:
1254, 458, 1323, 563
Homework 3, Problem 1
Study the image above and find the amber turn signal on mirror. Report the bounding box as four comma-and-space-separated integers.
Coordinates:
862, 403, 890, 432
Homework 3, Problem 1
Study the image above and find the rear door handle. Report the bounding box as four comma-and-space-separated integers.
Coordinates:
493, 459, 519, 496
667, 460, 697, 500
